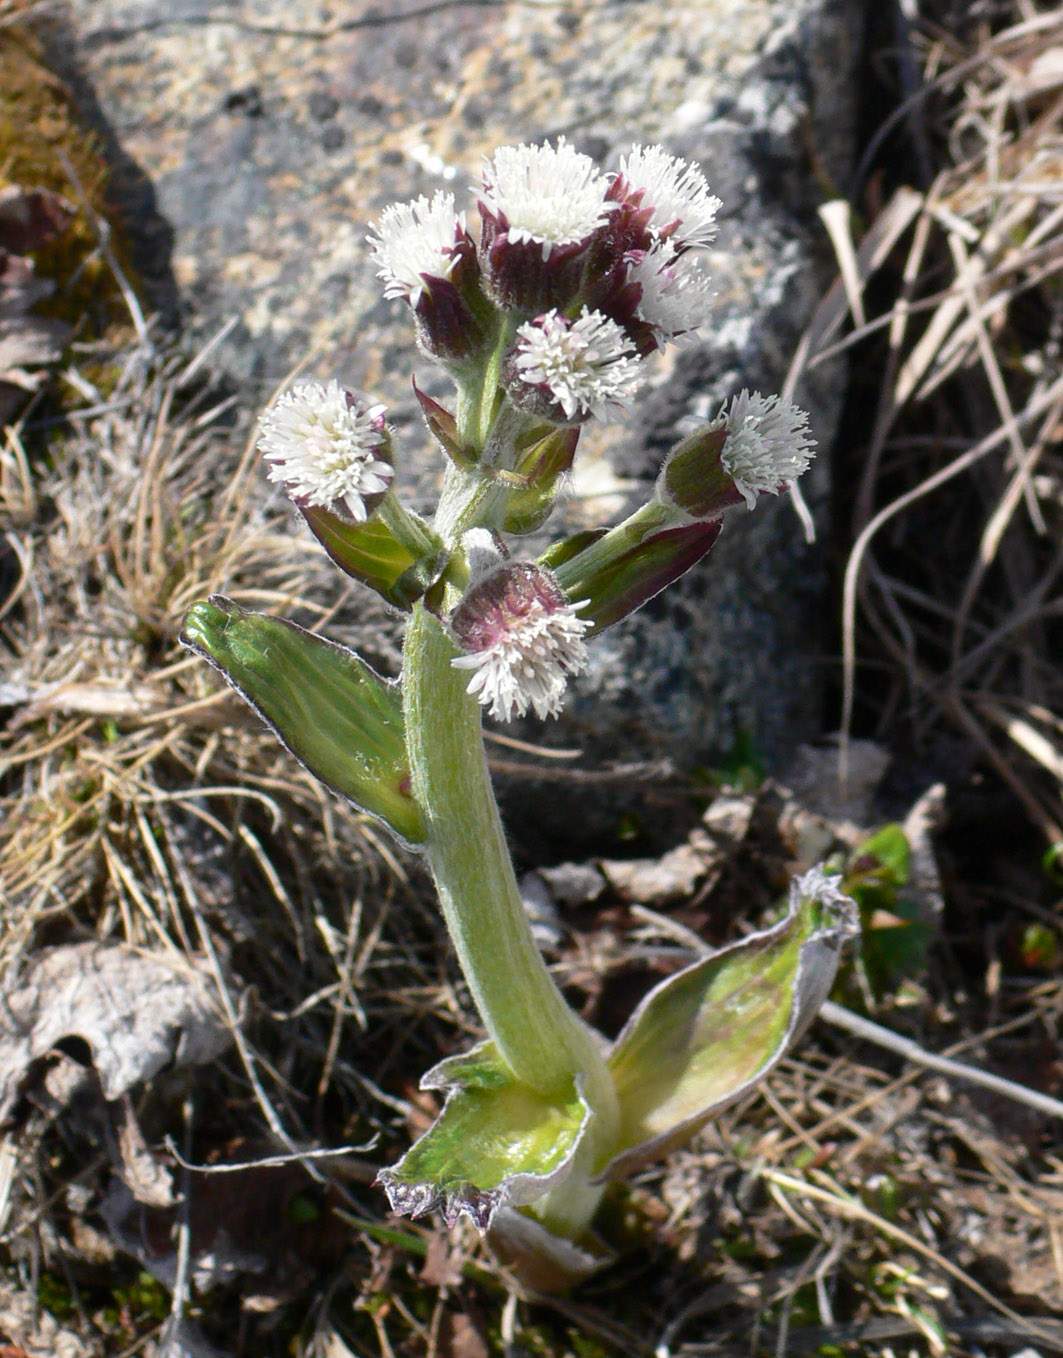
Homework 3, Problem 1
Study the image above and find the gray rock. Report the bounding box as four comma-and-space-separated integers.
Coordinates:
53, 0, 862, 853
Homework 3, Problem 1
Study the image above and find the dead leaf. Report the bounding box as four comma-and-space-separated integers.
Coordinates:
599, 840, 713, 906
437, 1312, 489, 1358
784, 738, 891, 829
0, 251, 52, 315
421, 1227, 465, 1287
0, 1280, 88, 1358
100, 1179, 267, 1293
0, 185, 77, 420
0, 943, 236, 1122
0, 185, 76, 256
114, 1093, 175, 1207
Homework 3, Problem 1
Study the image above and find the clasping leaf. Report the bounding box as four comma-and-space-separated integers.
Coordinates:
602, 867, 858, 1178
377, 1042, 593, 1232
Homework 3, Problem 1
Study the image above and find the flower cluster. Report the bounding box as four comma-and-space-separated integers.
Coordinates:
252, 140, 815, 728
366, 138, 720, 407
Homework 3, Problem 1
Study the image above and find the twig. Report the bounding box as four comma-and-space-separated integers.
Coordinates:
819, 999, 1063, 1121
164, 1139, 377, 1175
157, 1084, 193, 1358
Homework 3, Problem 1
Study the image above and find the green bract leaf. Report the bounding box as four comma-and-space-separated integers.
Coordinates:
300, 503, 446, 610
658, 425, 739, 517
377, 1042, 593, 1231
500, 425, 581, 533
413, 380, 477, 467
181, 596, 424, 843
549, 506, 722, 631
602, 867, 858, 1178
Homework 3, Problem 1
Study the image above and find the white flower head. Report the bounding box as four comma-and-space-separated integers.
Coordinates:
618, 145, 721, 248
511, 307, 643, 423
450, 563, 591, 722
479, 138, 614, 259
367, 191, 466, 305
257, 380, 393, 521
712, 389, 815, 509
627, 244, 714, 344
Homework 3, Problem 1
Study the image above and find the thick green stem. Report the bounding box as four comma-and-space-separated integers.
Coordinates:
401, 364, 623, 1235
403, 601, 619, 1234
403, 603, 613, 1100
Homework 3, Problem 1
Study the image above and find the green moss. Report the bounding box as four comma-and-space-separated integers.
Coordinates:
36, 1270, 77, 1322
0, 25, 136, 338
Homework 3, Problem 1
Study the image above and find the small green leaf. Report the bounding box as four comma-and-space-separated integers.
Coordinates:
181, 596, 424, 842
413, 380, 476, 466
602, 868, 858, 1178
840, 825, 928, 994
377, 1042, 592, 1231
848, 823, 910, 885
538, 528, 606, 572
1020, 921, 1060, 969
550, 513, 722, 631
300, 503, 446, 610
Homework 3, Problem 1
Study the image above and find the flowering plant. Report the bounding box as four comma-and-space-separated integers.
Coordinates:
181, 140, 858, 1285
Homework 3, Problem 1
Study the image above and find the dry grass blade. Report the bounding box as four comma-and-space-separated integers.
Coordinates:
763, 1169, 1062, 1352
793, 5, 1063, 831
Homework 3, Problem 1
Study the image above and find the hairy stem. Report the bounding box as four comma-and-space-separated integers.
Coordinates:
403, 603, 611, 1099
402, 600, 619, 1235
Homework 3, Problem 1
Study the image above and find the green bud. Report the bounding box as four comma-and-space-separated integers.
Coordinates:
500, 424, 581, 533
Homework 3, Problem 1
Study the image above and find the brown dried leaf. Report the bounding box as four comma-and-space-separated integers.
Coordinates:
0, 943, 235, 1122
0, 251, 52, 317
0, 1280, 88, 1358
421, 1228, 465, 1288
599, 841, 713, 906
0, 185, 76, 256
0, 314, 71, 370
437, 1312, 490, 1358
114, 1093, 175, 1207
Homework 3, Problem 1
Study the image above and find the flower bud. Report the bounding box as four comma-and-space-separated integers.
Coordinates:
477, 139, 616, 313
504, 308, 644, 425
658, 390, 815, 516
606, 144, 721, 250
624, 243, 714, 350
367, 192, 487, 364
449, 562, 591, 721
